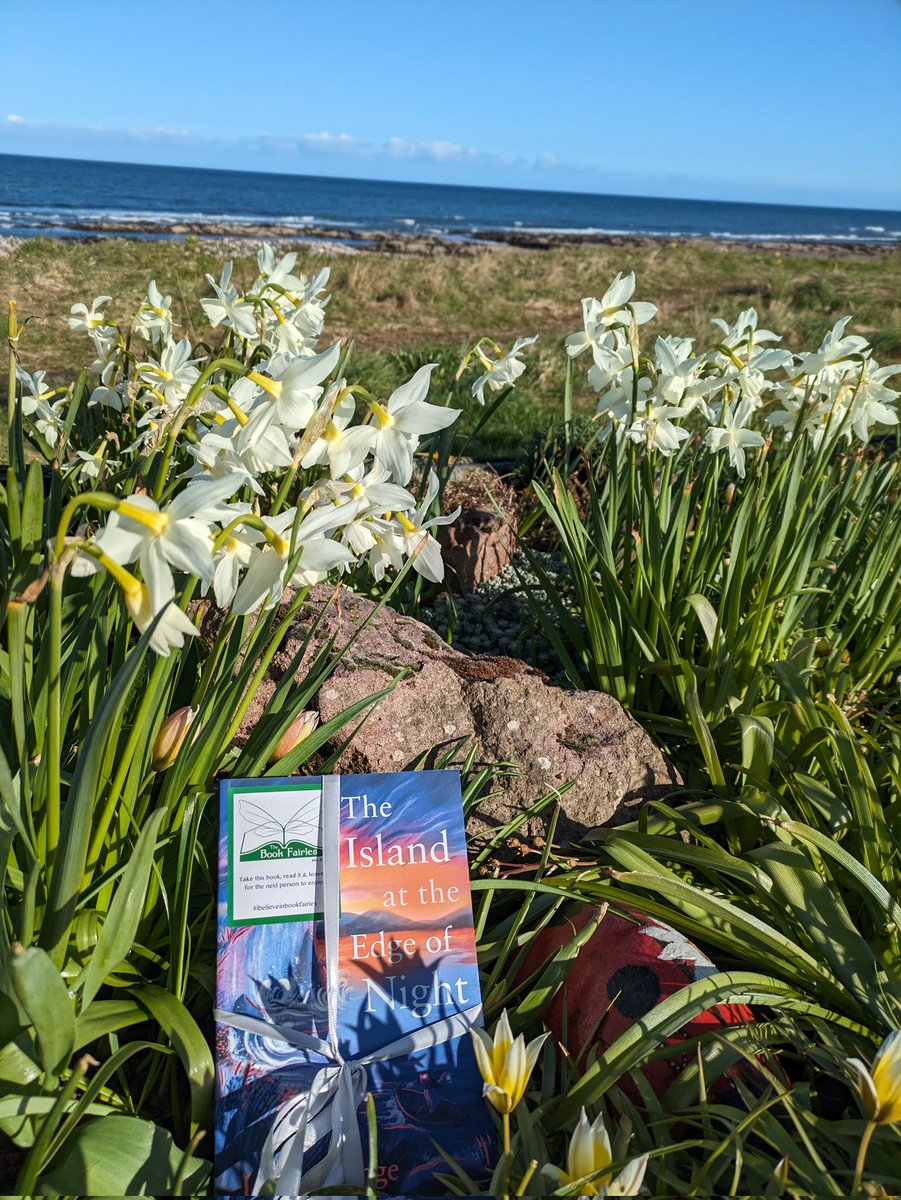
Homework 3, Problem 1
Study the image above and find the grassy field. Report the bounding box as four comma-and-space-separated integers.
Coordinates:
3, 235, 900, 456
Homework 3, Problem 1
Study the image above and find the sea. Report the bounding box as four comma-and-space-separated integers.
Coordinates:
2, 152, 900, 246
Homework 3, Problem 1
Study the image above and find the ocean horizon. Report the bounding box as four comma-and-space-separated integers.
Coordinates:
2, 151, 900, 246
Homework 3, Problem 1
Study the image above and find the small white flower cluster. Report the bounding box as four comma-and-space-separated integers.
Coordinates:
33, 248, 486, 655
566, 272, 900, 475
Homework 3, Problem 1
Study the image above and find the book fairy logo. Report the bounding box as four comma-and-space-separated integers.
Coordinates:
237, 791, 321, 862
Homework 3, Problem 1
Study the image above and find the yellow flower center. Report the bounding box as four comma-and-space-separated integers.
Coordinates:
248, 371, 283, 401
117, 500, 170, 536
370, 400, 393, 429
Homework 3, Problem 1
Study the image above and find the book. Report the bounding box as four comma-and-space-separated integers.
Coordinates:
214, 770, 495, 1196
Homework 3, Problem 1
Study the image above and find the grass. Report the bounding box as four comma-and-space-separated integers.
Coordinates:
3, 235, 900, 458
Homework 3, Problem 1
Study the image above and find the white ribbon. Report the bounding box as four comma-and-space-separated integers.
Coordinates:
216, 774, 482, 1195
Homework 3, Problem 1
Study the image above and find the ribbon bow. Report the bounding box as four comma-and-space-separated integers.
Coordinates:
215, 775, 482, 1194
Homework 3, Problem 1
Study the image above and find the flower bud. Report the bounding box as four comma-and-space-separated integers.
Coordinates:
269, 711, 320, 764
151, 706, 195, 772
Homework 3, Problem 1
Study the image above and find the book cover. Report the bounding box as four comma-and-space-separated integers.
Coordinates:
214, 770, 495, 1196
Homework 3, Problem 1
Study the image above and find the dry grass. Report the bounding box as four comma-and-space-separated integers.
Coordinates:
3, 236, 900, 456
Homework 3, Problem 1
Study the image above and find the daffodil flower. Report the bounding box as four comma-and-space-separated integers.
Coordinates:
87, 549, 198, 657
231, 504, 350, 615
471, 336, 537, 406
542, 1109, 648, 1197
369, 364, 459, 485
201, 262, 258, 340
133, 280, 174, 343
136, 337, 200, 410
705, 399, 765, 478
239, 342, 342, 447
300, 385, 377, 478
628, 399, 689, 456
392, 470, 459, 583
15, 366, 59, 415
470, 1010, 547, 1115
69, 295, 113, 334
78, 476, 239, 597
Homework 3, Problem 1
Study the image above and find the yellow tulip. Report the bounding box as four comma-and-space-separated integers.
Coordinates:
470, 1010, 546, 1115
849, 1030, 901, 1125
151, 706, 196, 771
543, 1109, 648, 1197
268, 710, 320, 764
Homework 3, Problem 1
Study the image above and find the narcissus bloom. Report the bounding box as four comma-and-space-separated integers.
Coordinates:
470, 1010, 547, 1114
849, 1030, 901, 1125
369, 363, 459, 485
542, 1109, 648, 1197
705, 399, 765, 478
471, 336, 537, 406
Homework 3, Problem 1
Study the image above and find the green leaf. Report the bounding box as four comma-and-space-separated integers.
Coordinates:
41, 619, 158, 961
133, 984, 213, 1133
36, 1114, 209, 1196
75, 809, 166, 1009
9, 947, 75, 1076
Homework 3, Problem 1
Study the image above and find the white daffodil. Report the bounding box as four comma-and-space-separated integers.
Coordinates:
705, 400, 765, 477
89, 549, 199, 657
15, 366, 58, 415
587, 335, 634, 394
392, 471, 459, 583
186, 429, 263, 494
122, 573, 199, 657
652, 335, 720, 414
201, 262, 258, 340
848, 1030, 901, 1126
82, 476, 239, 597
210, 525, 258, 608
341, 463, 415, 518
369, 364, 459, 485
471, 336, 537, 406
238, 342, 342, 447
88, 327, 121, 375
565, 296, 611, 359
136, 337, 200, 410
252, 246, 306, 295
70, 443, 122, 483
231, 503, 349, 615
847, 363, 900, 442
628, 399, 689, 456
300, 385, 376, 478
133, 280, 174, 343
796, 316, 869, 382
581, 271, 658, 337
88, 360, 126, 411
30, 396, 68, 447
711, 307, 781, 352
69, 295, 113, 334
364, 519, 406, 582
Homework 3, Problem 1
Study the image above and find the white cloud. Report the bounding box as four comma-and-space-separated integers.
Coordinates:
384, 136, 483, 164
1, 114, 565, 178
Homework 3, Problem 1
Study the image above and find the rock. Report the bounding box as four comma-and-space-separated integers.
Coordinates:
436, 468, 518, 592
236, 586, 678, 843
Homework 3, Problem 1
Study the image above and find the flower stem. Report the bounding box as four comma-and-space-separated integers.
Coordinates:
853, 1120, 876, 1194
502, 1110, 511, 1200
46, 566, 64, 870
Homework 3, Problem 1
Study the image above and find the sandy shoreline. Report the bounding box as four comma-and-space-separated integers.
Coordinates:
2, 222, 899, 260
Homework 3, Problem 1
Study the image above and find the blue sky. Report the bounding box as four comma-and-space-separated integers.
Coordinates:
2, 0, 900, 209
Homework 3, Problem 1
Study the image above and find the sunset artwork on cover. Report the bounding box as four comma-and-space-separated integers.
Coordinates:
214, 771, 495, 1196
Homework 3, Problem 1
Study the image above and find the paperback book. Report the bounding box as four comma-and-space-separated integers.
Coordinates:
214, 770, 495, 1196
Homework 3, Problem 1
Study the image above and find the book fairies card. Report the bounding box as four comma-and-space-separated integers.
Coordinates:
214, 771, 495, 1197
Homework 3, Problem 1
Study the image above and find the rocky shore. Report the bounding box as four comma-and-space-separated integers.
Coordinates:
2, 221, 898, 260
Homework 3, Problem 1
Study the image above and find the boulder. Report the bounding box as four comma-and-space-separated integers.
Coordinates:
234, 585, 678, 843
435, 468, 519, 592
